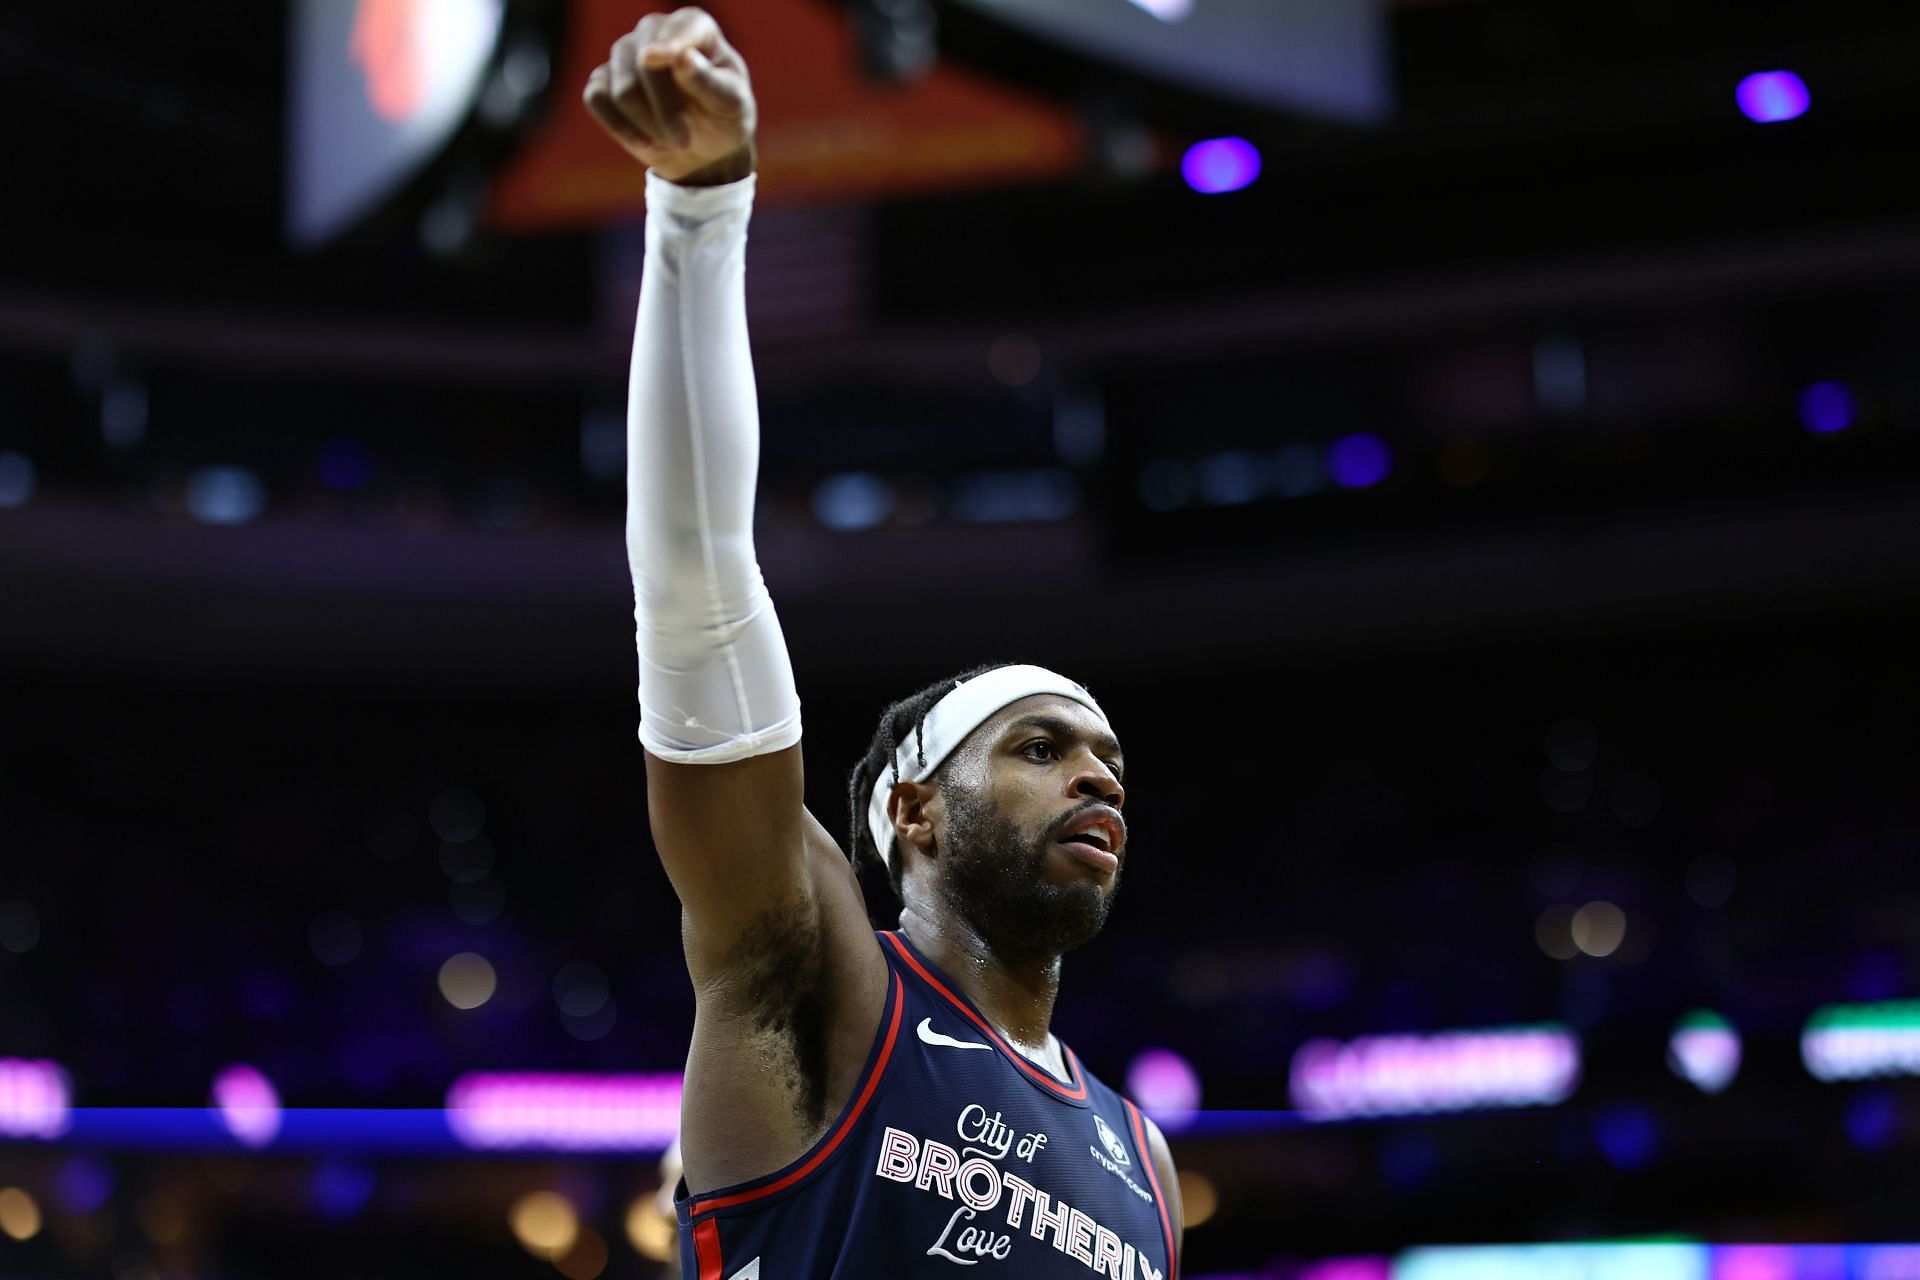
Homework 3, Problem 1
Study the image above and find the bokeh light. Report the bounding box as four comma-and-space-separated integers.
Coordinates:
438, 952, 498, 1010
0, 1187, 42, 1241
552, 961, 610, 1018
1196, 450, 1265, 506
447, 1072, 682, 1152
210, 1064, 282, 1148
310, 1161, 378, 1220
185, 465, 267, 525
0, 1059, 72, 1139
1180, 137, 1261, 194
1668, 1010, 1742, 1094
812, 472, 895, 531
563, 997, 620, 1043
556, 1224, 610, 1280
1571, 901, 1627, 957
1535, 904, 1578, 961
1737, 71, 1810, 123
508, 1190, 579, 1260
1298, 1260, 1393, 1280
1177, 1170, 1218, 1228
1594, 1101, 1658, 1170
1803, 1000, 1920, 1081
1326, 433, 1393, 489
1291, 1026, 1581, 1119
626, 1195, 675, 1261
55, 1156, 113, 1215
1844, 1089, 1898, 1150
1799, 380, 1856, 434
0, 452, 39, 508
1126, 1047, 1202, 1130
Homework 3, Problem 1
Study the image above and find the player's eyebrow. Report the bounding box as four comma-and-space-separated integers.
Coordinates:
1003, 714, 1125, 770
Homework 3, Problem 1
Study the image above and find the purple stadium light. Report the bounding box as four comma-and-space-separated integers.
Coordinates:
1668, 1011, 1742, 1094
446, 1071, 683, 1152
1802, 999, 1920, 1081
1126, 1048, 1202, 1131
211, 1063, 282, 1148
1799, 380, 1856, 434
1181, 138, 1261, 195
55, 1157, 114, 1215
1736, 71, 1810, 123
0, 1058, 72, 1139
311, 1160, 378, 1219
1593, 1101, 1658, 1170
1845, 1089, 1898, 1151
1297, 1260, 1393, 1280
1326, 433, 1393, 489
1289, 1025, 1581, 1120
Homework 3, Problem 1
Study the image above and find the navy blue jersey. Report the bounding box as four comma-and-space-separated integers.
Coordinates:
676, 930, 1178, 1280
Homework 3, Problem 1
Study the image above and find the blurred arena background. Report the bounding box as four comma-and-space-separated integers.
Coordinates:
5, 0, 1920, 1276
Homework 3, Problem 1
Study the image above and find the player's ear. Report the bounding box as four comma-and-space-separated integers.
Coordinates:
888, 780, 940, 858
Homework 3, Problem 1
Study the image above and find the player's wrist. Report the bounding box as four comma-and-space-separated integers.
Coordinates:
655, 143, 757, 188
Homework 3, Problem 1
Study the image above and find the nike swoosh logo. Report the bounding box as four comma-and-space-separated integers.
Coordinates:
917, 1017, 992, 1051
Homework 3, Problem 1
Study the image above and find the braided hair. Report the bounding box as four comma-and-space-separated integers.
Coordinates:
845, 660, 1018, 905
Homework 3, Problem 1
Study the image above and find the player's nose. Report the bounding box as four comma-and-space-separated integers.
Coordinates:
1069, 754, 1124, 809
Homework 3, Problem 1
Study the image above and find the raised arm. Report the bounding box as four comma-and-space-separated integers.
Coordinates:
585, 10, 832, 977
587, 15, 892, 1193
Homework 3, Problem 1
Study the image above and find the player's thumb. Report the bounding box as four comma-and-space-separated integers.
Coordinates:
672, 46, 745, 118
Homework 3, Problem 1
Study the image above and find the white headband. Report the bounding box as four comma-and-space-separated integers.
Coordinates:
865, 664, 1112, 869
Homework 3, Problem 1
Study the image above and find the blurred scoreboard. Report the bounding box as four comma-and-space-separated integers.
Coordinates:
486, 0, 1089, 229
951, 0, 1392, 124
287, 0, 508, 246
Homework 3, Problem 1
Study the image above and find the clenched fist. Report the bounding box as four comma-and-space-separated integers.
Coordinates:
582, 7, 756, 187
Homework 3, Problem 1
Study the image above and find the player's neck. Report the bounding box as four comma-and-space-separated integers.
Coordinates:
898, 910, 1063, 1062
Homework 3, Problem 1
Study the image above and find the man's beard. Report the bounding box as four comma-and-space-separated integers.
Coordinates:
937, 780, 1117, 962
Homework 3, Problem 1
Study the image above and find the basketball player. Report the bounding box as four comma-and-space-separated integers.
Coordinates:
584, 10, 1182, 1277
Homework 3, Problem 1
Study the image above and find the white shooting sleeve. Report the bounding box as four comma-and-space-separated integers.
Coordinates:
625, 170, 802, 763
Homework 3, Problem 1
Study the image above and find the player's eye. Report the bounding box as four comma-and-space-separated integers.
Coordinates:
1022, 740, 1058, 762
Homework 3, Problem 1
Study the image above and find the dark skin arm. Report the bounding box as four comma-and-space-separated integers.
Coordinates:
589, 7, 888, 1194
1141, 1112, 1185, 1263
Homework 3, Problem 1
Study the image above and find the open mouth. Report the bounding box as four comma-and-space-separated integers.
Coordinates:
1057, 833, 1120, 873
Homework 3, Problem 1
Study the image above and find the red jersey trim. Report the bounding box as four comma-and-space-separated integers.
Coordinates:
1124, 1098, 1178, 1279
880, 930, 1090, 1103
686, 968, 905, 1219
692, 1217, 724, 1280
